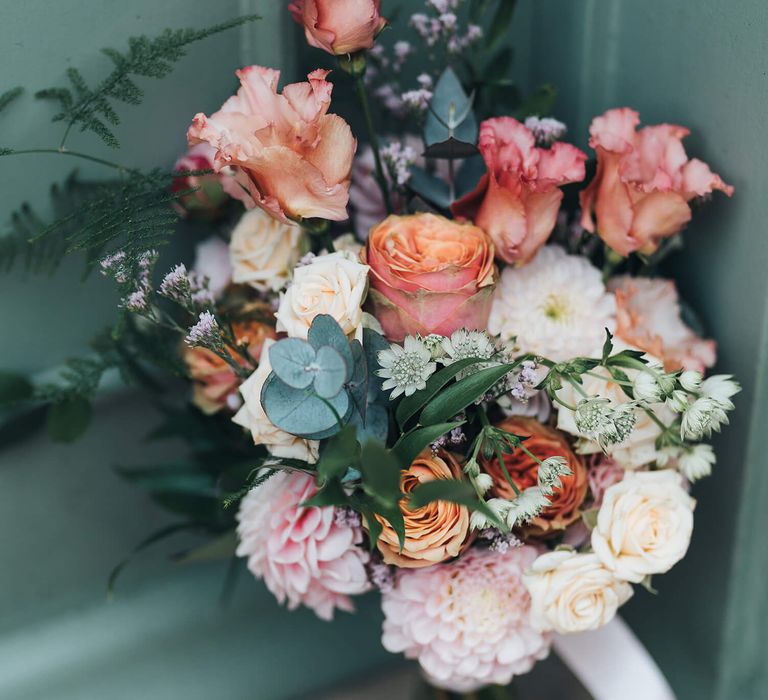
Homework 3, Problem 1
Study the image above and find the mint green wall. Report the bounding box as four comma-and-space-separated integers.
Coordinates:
2, 2, 767, 699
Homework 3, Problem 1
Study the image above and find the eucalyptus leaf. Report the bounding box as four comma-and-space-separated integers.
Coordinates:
350, 402, 389, 445
308, 314, 353, 375
268, 339, 316, 389
313, 346, 347, 398
425, 67, 478, 148
422, 137, 479, 160
392, 420, 464, 467
419, 363, 514, 426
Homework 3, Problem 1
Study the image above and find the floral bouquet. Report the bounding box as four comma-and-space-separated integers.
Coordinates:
0, 1, 739, 696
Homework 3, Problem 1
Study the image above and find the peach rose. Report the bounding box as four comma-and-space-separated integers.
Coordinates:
188, 66, 355, 223
363, 213, 496, 341
372, 450, 471, 569
580, 108, 734, 257
480, 417, 587, 537
183, 318, 276, 414
289, 0, 386, 56
609, 275, 716, 373
452, 117, 586, 264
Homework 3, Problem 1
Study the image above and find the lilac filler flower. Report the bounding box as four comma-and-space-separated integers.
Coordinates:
524, 116, 568, 147
159, 263, 191, 302
185, 311, 223, 350
122, 289, 148, 313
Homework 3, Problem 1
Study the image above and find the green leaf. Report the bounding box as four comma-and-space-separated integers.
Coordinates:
316, 424, 361, 484
421, 137, 479, 160
601, 329, 614, 364
363, 328, 389, 403
0, 372, 33, 405
116, 462, 214, 494
419, 363, 514, 426
425, 67, 478, 149
515, 83, 557, 119
302, 478, 350, 508
407, 166, 451, 209
349, 402, 388, 445
487, 0, 518, 50
392, 421, 464, 468
455, 155, 486, 199
314, 346, 347, 398
308, 314, 354, 372
0, 87, 23, 116
361, 506, 383, 550
360, 441, 402, 504
47, 396, 92, 443
377, 503, 406, 551
408, 479, 504, 527
396, 357, 488, 429
346, 340, 369, 421
268, 339, 316, 389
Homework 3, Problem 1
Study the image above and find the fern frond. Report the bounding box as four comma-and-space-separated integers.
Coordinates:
35, 15, 260, 148
0, 87, 23, 115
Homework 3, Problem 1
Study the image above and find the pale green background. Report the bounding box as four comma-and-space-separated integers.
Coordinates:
1, 1, 766, 698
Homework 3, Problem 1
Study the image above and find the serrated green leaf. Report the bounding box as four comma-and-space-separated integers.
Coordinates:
392, 421, 464, 468
419, 363, 514, 426
47, 396, 92, 443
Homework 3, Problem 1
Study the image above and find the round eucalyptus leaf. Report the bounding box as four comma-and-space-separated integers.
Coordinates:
307, 314, 353, 377
268, 338, 316, 389
313, 346, 347, 398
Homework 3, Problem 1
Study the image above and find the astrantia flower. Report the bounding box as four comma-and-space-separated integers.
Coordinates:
441, 329, 497, 364
377, 336, 437, 398
633, 371, 663, 403
680, 397, 727, 440
537, 456, 572, 496
236, 472, 370, 621
678, 444, 716, 482
381, 546, 551, 692
488, 246, 615, 362
679, 370, 703, 392
700, 375, 740, 410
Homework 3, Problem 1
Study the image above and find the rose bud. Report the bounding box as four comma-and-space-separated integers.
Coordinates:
171, 143, 229, 219
580, 108, 733, 257
363, 213, 497, 341
289, 0, 387, 56
188, 66, 355, 223
480, 417, 588, 538
452, 117, 587, 265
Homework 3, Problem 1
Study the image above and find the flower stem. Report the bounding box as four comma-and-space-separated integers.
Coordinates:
2, 147, 133, 172
354, 77, 393, 215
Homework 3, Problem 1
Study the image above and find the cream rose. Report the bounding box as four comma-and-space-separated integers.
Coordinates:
233, 339, 319, 463
275, 251, 369, 339
229, 209, 305, 292
524, 550, 633, 634
591, 470, 695, 583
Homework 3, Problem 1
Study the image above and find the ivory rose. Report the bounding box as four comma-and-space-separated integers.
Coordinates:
371, 449, 471, 568
480, 417, 587, 537
275, 251, 369, 339
591, 470, 695, 583
188, 66, 355, 223
451, 117, 587, 264
229, 209, 306, 292
289, 0, 386, 56
580, 108, 734, 256
363, 213, 496, 341
610, 275, 716, 373
183, 318, 275, 415
233, 338, 319, 462
523, 551, 633, 634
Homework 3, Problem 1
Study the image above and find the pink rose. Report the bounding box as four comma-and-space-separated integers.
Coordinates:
363, 213, 497, 341
452, 117, 586, 264
188, 66, 355, 223
609, 275, 716, 373
171, 143, 229, 218
289, 0, 386, 56
580, 108, 734, 257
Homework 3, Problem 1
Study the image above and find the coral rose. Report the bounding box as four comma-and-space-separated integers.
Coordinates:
371, 449, 471, 568
188, 66, 355, 223
480, 417, 587, 537
183, 318, 275, 415
236, 471, 370, 620
289, 0, 386, 56
452, 117, 586, 264
610, 275, 716, 373
363, 213, 496, 341
580, 108, 734, 257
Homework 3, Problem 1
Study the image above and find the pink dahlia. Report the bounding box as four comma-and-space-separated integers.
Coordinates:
236, 472, 370, 620
381, 546, 551, 692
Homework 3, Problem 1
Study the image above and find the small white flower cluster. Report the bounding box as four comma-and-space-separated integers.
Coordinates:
380, 141, 418, 187
677, 374, 739, 440
574, 397, 638, 450
400, 88, 433, 112
524, 116, 568, 146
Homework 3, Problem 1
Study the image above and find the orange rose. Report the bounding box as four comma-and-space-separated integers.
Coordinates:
372, 450, 471, 568
289, 0, 386, 56
481, 417, 587, 537
363, 213, 496, 341
183, 319, 275, 414
188, 66, 355, 223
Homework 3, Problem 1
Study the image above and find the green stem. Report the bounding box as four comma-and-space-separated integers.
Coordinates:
552, 394, 578, 412
2, 147, 133, 172
354, 77, 393, 214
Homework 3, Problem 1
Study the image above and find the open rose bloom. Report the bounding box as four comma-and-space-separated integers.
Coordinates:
580, 108, 733, 256
79, 9, 739, 697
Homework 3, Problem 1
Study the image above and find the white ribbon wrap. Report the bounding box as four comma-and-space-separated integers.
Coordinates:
553, 616, 676, 700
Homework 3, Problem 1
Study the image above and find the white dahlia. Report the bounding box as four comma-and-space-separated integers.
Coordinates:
488, 246, 615, 361
381, 546, 550, 692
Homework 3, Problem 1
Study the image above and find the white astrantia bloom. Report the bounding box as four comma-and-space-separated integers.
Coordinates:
678, 444, 716, 482
488, 246, 616, 362
419, 333, 447, 360
679, 370, 703, 392
680, 397, 727, 440
633, 371, 662, 403
574, 398, 615, 437
666, 389, 690, 414
700, 375, 740, 410
377, 336, 437, 399
473, 472, 494, 495
440, 329, 496, 364
537, 456, 572, 496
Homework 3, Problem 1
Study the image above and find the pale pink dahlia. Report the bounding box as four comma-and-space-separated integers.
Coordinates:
236, 472, 371, 620
381, 546, 551, 692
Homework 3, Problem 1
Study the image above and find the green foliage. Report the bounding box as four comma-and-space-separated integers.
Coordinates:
316, 425, 361, 484
0, 372, 34, 405
46, 396, 93, 443
423, 68, 479, 159
408, 478, 503, 527
35, 15, 260, 148
0, 87, 23, 115
392, 420, 465, 467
